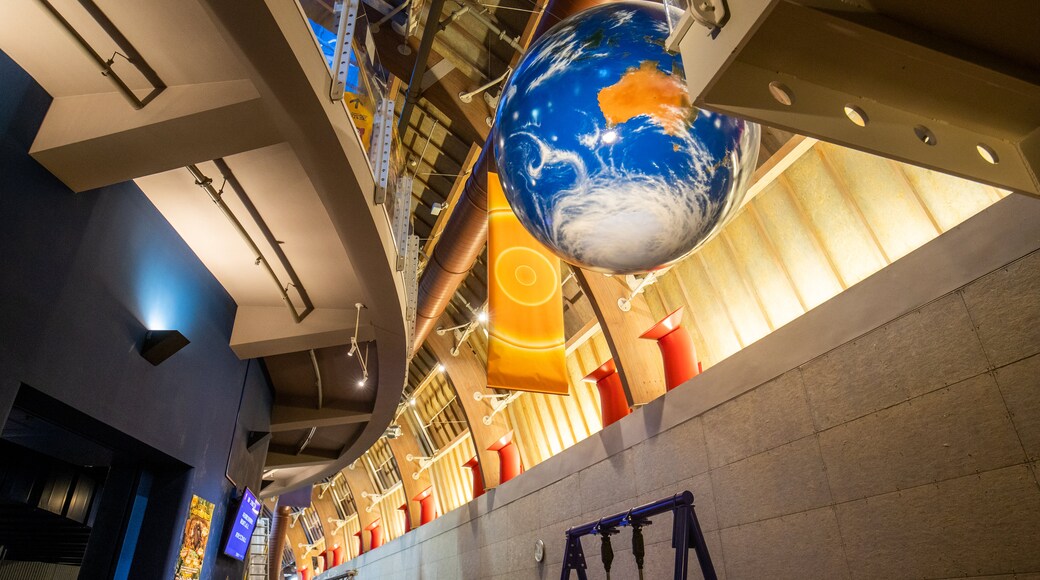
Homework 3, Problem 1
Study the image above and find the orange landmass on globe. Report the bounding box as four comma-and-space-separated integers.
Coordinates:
597, 61, 691, 135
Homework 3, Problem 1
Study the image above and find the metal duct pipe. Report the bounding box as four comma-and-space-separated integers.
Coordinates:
268, 505, 293, 580
410, 0, 616, 353
413, 148, 491, 351
398, 0, 449, 139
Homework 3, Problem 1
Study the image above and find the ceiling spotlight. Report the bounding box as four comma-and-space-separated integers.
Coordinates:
768, 81, 794, 106
843, 104, 869, 127
410, 398, 417, 406
976, 143, 999, 165
477, 311, 488, 323
437, 363, 446, 373
431, 202, 448, 216
357, 375, 367, 387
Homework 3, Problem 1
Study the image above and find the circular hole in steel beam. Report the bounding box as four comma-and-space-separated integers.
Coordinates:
976, 143, 999, 164
914, 125, 937, 146
843, 105, 869, 127
768, 81, 794, 106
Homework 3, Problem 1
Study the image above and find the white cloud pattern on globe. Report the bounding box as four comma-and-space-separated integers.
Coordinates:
493, 1, 760, 275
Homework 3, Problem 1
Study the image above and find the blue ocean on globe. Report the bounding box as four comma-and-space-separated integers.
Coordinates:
493, 1, 760, 275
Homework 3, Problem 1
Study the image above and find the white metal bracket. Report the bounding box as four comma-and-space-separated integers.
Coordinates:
474, 390, 524, 425
665, 0, 728, 52
327, 515, 357, 535
405, 235, 420, 343
330, 0, 361, 100
617, 270, 666, 312
393, 176, 413, 271
406, 453, 435, 479
359, 490, 384, 512
317, 481, 333, 499
371, 97, 395, 203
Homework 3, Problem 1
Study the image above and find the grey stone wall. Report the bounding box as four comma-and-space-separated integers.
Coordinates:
322, 196, 1040, 579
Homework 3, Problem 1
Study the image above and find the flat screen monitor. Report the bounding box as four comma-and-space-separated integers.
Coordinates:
222, 488, 261, 561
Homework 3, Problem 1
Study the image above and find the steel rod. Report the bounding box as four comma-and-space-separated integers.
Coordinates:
213, 159, 314, 320
566, 492, 694, 537
186, 165, 304, 323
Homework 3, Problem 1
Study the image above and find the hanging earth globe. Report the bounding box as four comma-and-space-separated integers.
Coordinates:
493, 1, 760, 275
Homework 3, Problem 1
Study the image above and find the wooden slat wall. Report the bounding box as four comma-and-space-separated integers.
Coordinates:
414, 373, 468, 450
342, 517, 362, 560
428, 433, 477, 514
642, 141, 1007, 368
373, 485, 408, 542
506, 329, 611, 468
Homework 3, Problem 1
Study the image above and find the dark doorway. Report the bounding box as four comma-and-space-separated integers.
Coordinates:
0, 385, 192, 579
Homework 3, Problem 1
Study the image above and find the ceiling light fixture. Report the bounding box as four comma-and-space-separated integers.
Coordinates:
768, 81, 794, 106
843, 104, 869, 127
347, 302, 370, 387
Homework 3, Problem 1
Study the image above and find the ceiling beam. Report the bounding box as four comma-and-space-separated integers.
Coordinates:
271, 404, 374, 432
265, 446, 340, 468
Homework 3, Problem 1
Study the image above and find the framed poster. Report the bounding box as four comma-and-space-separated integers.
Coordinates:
174, 495, 215, 580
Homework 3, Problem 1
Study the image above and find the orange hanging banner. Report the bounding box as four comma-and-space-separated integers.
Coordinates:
487, 171, 569, 395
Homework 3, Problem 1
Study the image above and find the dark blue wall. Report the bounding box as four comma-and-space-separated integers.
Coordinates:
0, 50, 272, 579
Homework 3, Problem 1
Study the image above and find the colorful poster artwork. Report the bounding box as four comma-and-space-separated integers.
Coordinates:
174, 495, 215, 580
344, 91, 374, 151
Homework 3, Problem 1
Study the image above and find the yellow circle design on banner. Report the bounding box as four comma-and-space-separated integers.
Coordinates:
494, 247, 559, 307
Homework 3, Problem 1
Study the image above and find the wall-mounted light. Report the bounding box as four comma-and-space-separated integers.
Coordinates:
140, 330, 189, 366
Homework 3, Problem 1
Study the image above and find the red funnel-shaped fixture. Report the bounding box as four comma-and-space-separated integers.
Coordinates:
398, 502, 411, 533
488, 431, 523, 484
413, 486, 437, 525
332, 544, 345, 567
365, 519, 383, 549
462, 456, 485, 498
299, 566, 312, 580
353, 530, 364, 555
582, 359, 631, 427
639, 306, 701, 390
